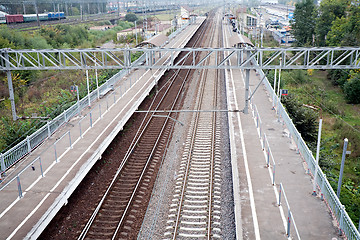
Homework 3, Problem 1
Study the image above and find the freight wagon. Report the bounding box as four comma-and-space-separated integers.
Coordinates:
5, 14, 24, 23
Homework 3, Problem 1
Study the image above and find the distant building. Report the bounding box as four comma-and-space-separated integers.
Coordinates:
181, 5, 192, 20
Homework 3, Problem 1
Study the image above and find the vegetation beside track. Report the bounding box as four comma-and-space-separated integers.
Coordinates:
0, 18, 140, 154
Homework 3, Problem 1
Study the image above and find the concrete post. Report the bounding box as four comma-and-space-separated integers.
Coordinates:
277, 68, 281, 98
80, 3, 83, 21
64, 110, 67, 122
96, 69, 99, 100
46, 122, 51, 140
6, 69, 17, 121
313, 118, 322, 196
26, 136, 31, 153
244, 69, 250, 114
272, 69, 277, 109
86, 69, 91, 107
0, 153, 5, 173
34, 1, 40, 27
76, 85, 80, 113
337, 138, 348, 198
135, 21, 138, 45
58, 4, 60, 21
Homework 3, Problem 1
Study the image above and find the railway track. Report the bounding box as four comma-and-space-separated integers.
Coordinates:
76, 12, 213, 240
163, 10, 223, 239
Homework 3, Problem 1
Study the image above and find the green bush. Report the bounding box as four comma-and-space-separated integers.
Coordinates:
124, 13, 138, 22
344, 75, 360, 104
328, 69, 349, 87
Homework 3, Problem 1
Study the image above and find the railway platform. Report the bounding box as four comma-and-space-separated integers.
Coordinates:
0, 17, 205, 240
223, 18, 340, 239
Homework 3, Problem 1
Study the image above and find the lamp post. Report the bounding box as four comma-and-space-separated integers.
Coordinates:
303, 104, 322, 196
273, 68, 277, 109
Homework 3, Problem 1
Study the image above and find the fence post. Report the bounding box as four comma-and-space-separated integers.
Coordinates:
64, 109, 67, 122
39, 156, 44, 177
262, 133, 266, 150
272, 163, 276, 185
287, 209, 292, 237
267, 146, 270, 167
17, 176, 23, 198
47, 121, 51, 138
68, 131, 72, 149
26, 136, 31, 153
54, 143, 58, 162
321, 174, 326, 201
339, 205, 345, 236
278, 183, 282, 206
0, 153, 5, 174
99, 103, 102, 119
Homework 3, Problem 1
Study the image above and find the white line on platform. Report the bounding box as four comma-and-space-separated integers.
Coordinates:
223, 20, 260, 240
5, 20, 205, 239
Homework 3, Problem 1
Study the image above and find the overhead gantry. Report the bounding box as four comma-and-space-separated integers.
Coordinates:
1, 46, 360, 119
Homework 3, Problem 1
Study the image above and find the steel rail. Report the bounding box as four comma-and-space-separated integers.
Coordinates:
77, 69, 179, 240
78, 65, 187, 240
78, 14, 210, 240
172, 10, 219, 239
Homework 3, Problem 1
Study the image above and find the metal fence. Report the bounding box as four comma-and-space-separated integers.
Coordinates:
0, 54, 145, 176
0, 73, 138, 199
255, 67, 360, 240
249, 94, 301, 239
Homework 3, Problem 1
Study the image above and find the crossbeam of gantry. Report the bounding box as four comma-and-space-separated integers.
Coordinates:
1, 47, 360, 71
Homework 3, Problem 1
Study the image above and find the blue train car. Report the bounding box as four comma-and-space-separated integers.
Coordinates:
48, 12, 66, 20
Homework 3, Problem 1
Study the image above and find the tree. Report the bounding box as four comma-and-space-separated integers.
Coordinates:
315, 0, 347, 46
326, 5, 360, 46
124, 13, 138, 22
291, 0, 317, 46
281, 93, 318, 143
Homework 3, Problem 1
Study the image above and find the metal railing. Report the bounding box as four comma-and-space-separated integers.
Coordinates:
0, 55, 146, 176
255, 67, 360, 240
278, 183, 301, 239
249, 92, 301, 239
0, 74, 137, 200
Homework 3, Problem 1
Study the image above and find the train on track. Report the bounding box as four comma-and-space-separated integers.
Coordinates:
0, 11, 66, 24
